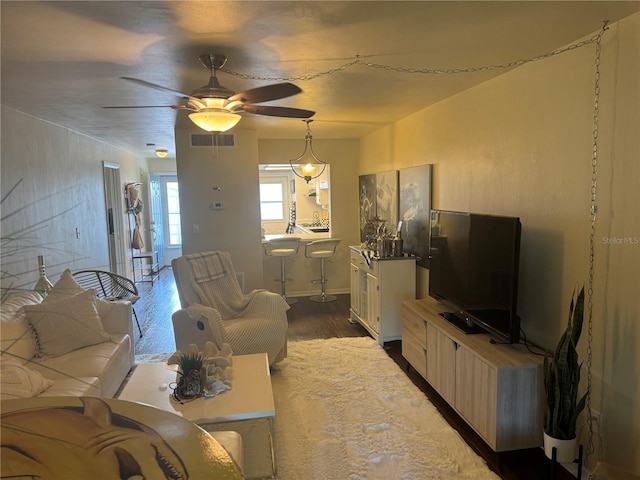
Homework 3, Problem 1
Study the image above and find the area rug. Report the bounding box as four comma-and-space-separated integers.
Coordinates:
135, 352, 171, 363
270, 337, 500, 480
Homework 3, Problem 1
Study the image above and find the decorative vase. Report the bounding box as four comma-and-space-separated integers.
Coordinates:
543, 432, 577, 463
33, 255, 53, 298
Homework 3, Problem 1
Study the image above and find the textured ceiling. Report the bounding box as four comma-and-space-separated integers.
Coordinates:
2, 1, 638, 158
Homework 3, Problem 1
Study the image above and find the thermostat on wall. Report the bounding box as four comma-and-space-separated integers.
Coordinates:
210, 201, 225, 210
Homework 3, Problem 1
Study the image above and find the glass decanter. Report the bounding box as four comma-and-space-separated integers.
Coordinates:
33, 255, 53, 298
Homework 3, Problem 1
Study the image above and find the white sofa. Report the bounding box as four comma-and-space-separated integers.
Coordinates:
1, 271, 135, 399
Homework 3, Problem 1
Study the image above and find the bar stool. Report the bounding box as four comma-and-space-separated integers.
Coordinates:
305, 238, 341, 303
264, 237, 301, 305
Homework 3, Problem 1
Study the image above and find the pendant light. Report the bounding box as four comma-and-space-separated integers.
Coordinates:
289, 120, 326, 184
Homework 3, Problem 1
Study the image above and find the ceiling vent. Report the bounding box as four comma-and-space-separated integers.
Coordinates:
190, 133, 235, 147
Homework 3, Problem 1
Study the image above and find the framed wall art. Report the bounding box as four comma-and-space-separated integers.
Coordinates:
358, 171, 399, 242
399, 164, 433, 268
375, 170, 399, 231
358, 173, 377, 242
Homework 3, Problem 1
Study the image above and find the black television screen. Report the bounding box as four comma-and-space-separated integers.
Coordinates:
428, 210, 522, 343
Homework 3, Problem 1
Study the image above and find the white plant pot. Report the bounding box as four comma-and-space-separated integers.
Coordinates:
543, 432, 577, 463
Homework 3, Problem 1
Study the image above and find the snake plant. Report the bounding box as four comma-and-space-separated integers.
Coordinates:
543, 285, 588, 440
177, 351, 205, 376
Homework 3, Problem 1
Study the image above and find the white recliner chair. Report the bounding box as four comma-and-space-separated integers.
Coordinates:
171, 251, 289, 365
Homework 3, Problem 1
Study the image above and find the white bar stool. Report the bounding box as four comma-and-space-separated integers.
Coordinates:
264, 237, 301, 305
305, 238, 341, 303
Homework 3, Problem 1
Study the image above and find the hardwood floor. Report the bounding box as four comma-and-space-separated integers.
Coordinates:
132, 267, 182, 355
133, 268, 570, 480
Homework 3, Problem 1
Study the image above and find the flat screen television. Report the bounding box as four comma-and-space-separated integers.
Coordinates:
428, 210, 522, 344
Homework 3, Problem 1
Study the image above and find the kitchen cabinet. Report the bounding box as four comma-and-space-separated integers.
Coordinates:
316, 179, 329, 206
349, 246, 416, 345
402, 298, 544, 452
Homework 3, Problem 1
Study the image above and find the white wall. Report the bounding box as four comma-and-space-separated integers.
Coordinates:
175, 128, 265, 292
1, 107, 147, 292
359, 15, 639, 475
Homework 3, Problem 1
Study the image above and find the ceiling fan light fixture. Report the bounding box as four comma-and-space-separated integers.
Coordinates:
201, 97, 230, 109
155, 147, 169, 158
189, 110, 241, 132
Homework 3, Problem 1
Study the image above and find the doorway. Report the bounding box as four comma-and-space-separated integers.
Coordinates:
149, 175, 165, 269
103, 162, 127, 276
149, 174, 182, 268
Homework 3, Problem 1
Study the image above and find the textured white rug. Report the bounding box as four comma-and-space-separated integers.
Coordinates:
135, 352, 171, 363
271, 337, 500, 480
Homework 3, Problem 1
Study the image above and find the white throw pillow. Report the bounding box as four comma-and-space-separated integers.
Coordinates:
46, 268, 85, 299
23, 289, 111, 358
46, 268, 115, 317
0, 356, 54, 399
0, 291, 41, 361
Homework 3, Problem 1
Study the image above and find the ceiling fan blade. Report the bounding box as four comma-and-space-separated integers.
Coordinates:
241, 105, 315, 118
228, 83, 302, 104
121, 77, 201, 102
103, 105, 187, 109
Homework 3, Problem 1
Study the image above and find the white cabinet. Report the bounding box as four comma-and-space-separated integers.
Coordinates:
349, 246, 416, 345
317, 167, 329, 205
349, 262, 360, 316
366, 272, 379, 334
402, 298, 544, 452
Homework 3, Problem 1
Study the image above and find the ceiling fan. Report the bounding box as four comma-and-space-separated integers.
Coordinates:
105, 53, 315, 132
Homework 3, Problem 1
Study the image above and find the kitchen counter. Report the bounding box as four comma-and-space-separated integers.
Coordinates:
263, 232, 331, 242
295, 225, 330, 235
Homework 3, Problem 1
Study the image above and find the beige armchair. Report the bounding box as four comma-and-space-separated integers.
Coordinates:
171, 251, 289, 365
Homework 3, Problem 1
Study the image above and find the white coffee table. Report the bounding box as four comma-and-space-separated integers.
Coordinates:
118, 353, 276, 479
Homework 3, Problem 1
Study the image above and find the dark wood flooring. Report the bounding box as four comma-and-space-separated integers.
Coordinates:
134, 268, 571, 480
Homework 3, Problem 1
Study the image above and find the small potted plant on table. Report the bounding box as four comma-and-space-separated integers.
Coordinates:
174, 350, 205, 400
543, 285, 589, 463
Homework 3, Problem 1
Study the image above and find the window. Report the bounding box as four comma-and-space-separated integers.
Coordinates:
166, 181, 182, 245
260, 181, 285, 221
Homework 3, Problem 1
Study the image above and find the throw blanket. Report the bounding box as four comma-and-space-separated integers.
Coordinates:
176, 251, 285, 320
185, 252, 227, 283
172, 251, 289, 364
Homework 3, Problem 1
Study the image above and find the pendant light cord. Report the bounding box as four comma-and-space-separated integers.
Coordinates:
584, 20, 609, 470
222, 29, 609, 82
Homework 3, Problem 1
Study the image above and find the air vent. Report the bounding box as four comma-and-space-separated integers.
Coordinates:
191, 133, 235, 147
